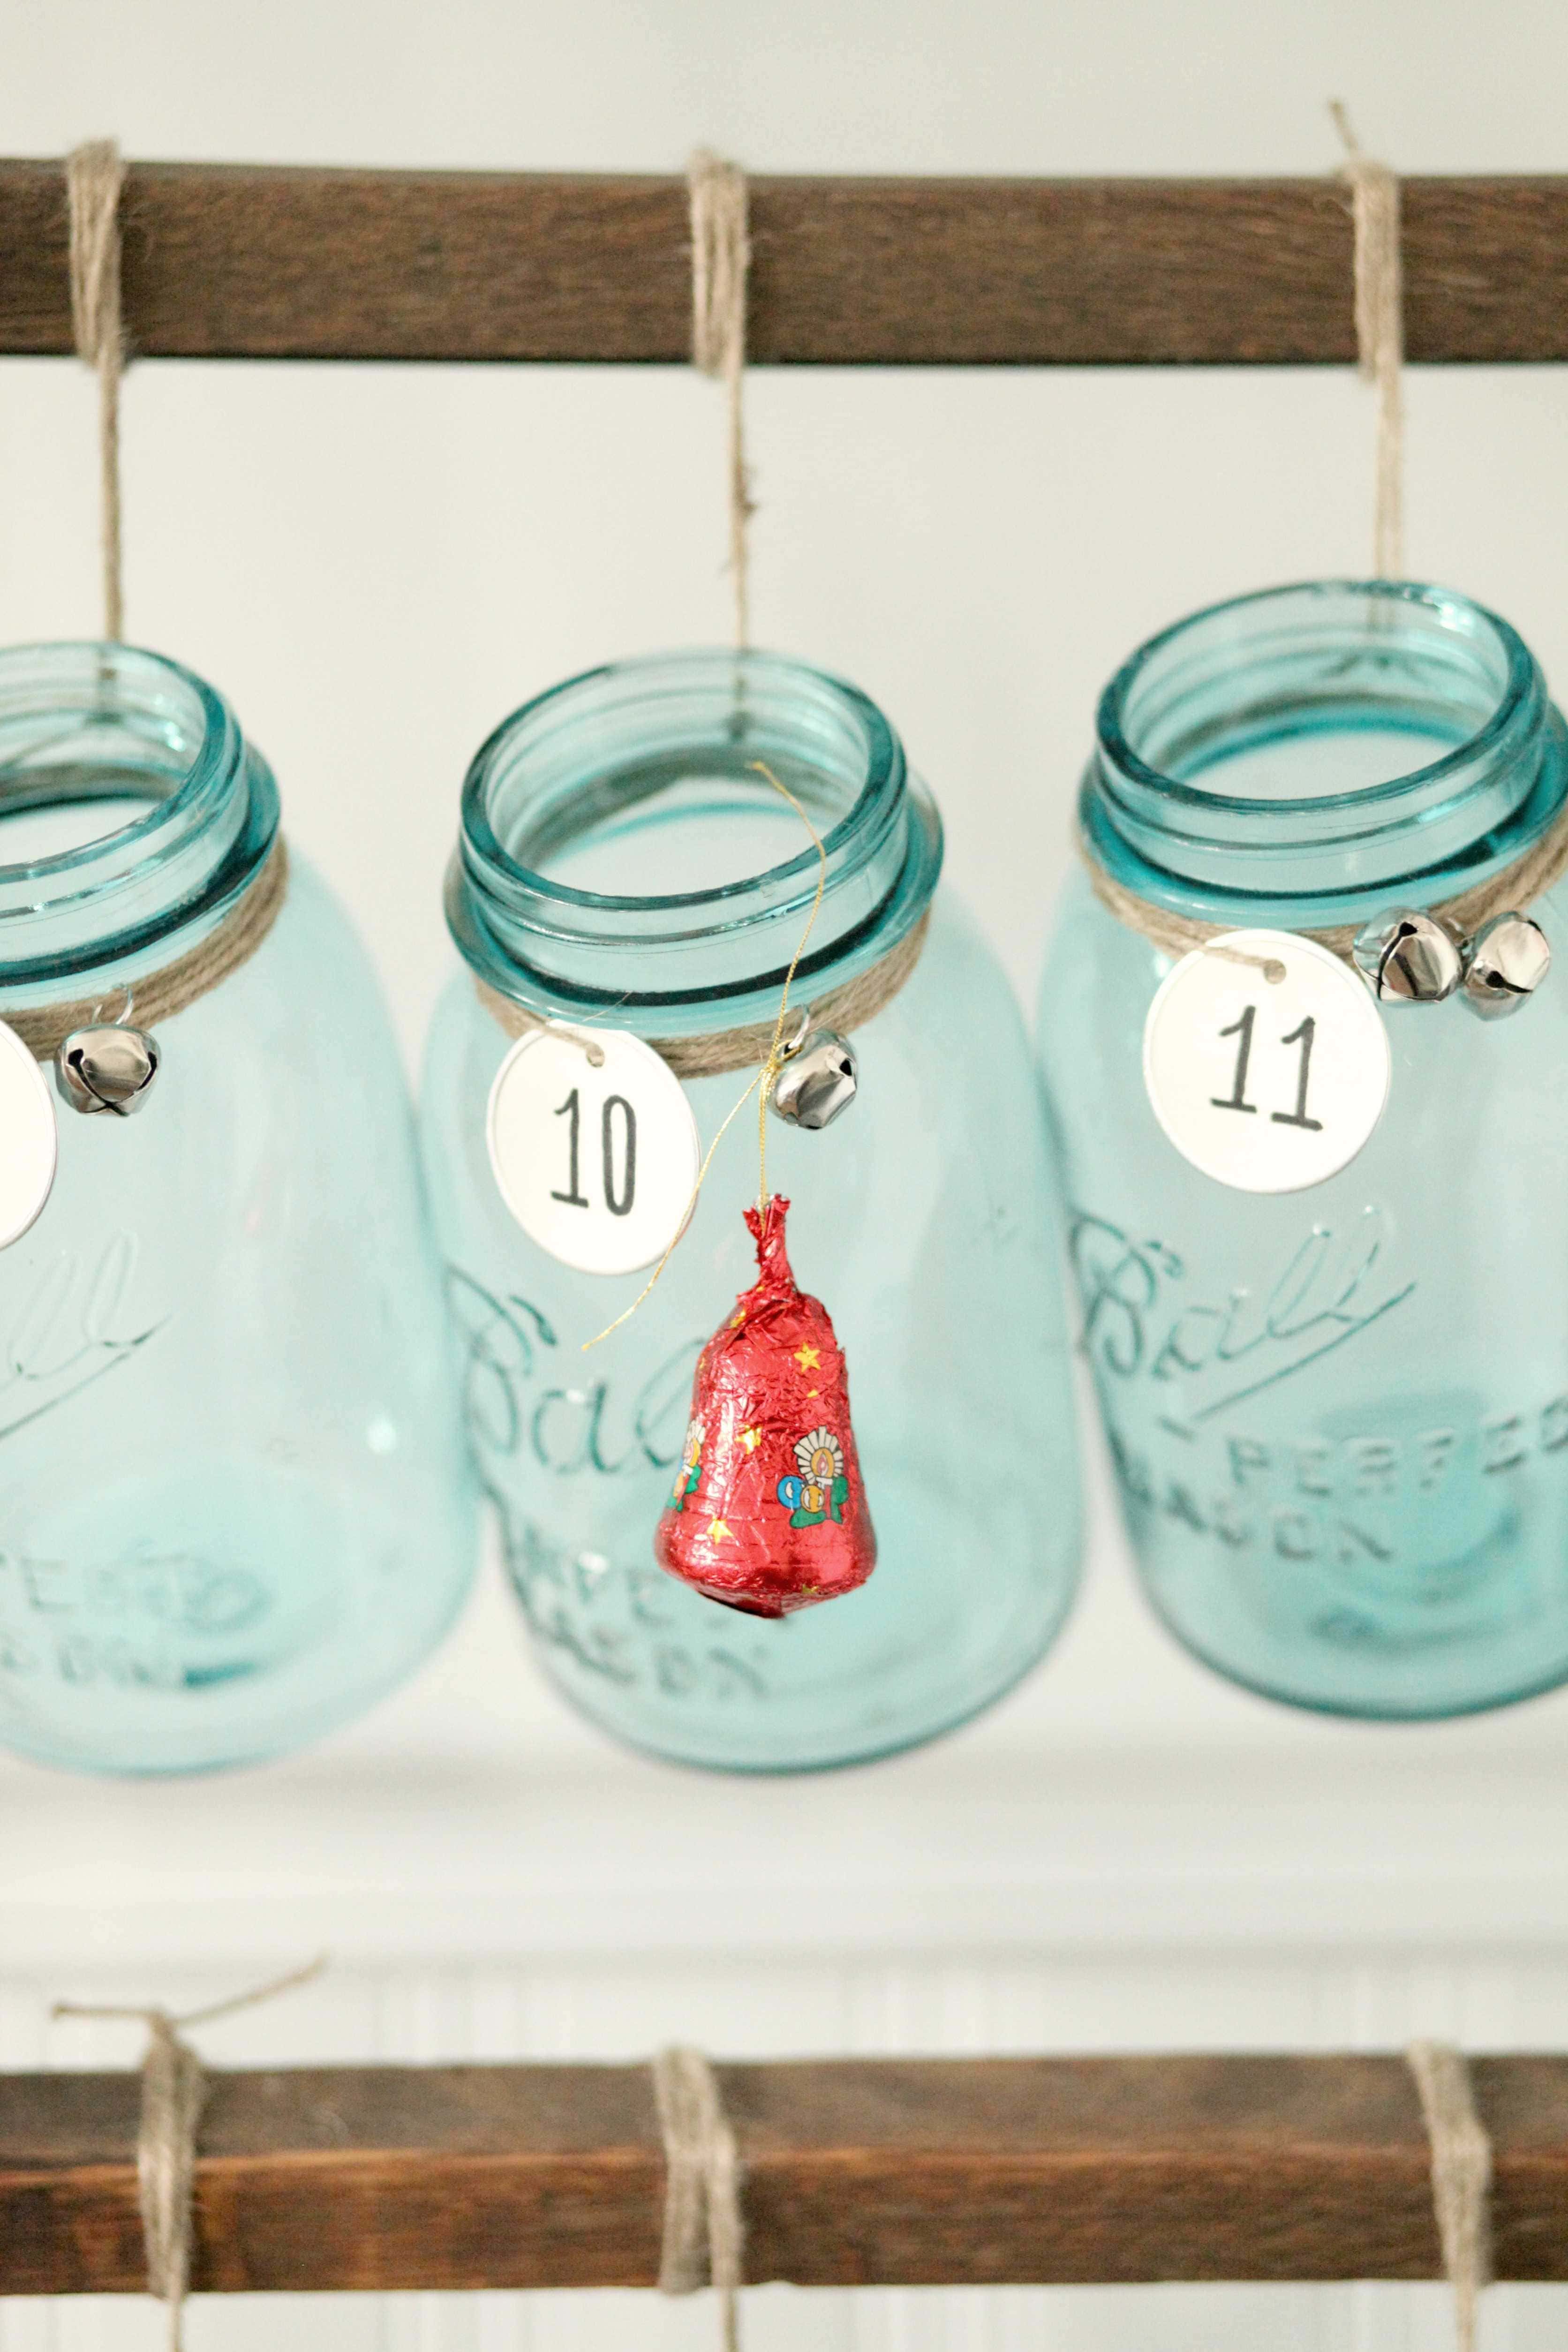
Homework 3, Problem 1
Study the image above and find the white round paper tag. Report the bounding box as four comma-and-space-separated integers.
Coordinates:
1142, 929, 1390, 1194
0, 1019, 56, 1246
486, 1025, 701, 1275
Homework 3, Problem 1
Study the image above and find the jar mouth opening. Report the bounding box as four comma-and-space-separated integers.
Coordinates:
1084, 579, 1565, 930
449, 648, 942, 1035
1097, 579, 1533, 816
460, 648, 899, 919
0, 641, 279, 1000
0, 641, 235, 879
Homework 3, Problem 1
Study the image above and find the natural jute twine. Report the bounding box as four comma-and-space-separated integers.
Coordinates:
66, 139, 128, 641
0, 834, 291, 1061
688, 151, 754, 649
1406, 2041, 1493, 2352
56, 146, 291, 1041
1331, 103, 1404, 580
1079, 794, 1568, 968
53, 1958, 325, 2352
477, 903, 929, 1080
1081, 106, 1492, 964
653, 2045, 745, 2352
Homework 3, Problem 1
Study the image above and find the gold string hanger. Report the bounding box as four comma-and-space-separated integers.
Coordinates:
583, 760, 825, 1350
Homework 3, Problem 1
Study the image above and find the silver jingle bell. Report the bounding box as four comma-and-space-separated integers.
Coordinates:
1351, 908, 1466, 1004
1462, 911, 1551, 1019
54, 1023, 161, 1116
769, 1017, 858, 1131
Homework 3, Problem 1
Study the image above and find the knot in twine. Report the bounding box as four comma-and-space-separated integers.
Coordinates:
66, 138, 128, 641
1331, 102, 1404, 580
1407, 2041, 1493, 2352
653, 2045, 745, 2352
688, 151, 754, 649
53, 1957, 324, 2352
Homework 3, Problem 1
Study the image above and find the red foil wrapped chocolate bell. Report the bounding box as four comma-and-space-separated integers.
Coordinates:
655, 1195, 876, 1616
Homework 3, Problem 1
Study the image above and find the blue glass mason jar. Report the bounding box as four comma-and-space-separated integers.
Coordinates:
1040, 579, 1568, 1719
421, 648, 1082, 1771
0, 643, 475, 1773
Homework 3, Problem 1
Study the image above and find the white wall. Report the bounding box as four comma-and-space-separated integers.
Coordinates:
6, 1, 1568, 2345
4, 0, 1568, 1039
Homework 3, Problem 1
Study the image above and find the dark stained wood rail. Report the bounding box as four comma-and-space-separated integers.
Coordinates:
5, 2053, 1568, 2293
1, 164, 1568, 366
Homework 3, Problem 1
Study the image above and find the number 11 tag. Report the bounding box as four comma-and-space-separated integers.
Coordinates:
487, 1025, 701, 1275
1142, 929, 1390, 1194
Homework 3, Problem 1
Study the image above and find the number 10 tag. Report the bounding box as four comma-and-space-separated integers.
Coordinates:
487, 1025, 701, 1274
1142, 929, 1390, 1194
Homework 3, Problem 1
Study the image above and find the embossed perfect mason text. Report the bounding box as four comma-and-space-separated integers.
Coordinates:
1069, 1206, 1568, 1574
0, 1238, 271, 1689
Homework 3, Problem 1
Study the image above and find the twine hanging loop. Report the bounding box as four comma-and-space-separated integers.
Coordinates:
1331, 103, 1404, 579
1406, 2041, 1493, 2352
687, 151, 754, 648
653, 2044, 745, 2352
52, 1957, 325, 2352
66, 138, 128, 640
133, 2011, 206, 2344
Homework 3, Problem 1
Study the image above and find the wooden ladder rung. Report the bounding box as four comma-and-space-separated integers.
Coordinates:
1, 164, 1567, 367
5, 2051, 1568, 2293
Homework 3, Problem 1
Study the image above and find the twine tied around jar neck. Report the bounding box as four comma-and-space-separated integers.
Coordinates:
0, 834, 291, 1062
1406, 2042, 1493, 2352
653, 2045, 746, 2352
52, 1956, 325, 2352
475, 903, 928, 1082
1077, 790, 1568, 971
1330, 102, 1405, 580
479, 761, 930, 1351
688, 151, 755, 649
66, 140, 129, 641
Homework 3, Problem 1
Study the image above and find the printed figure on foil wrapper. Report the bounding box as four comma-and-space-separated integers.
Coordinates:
655, 1198, 875, 1618
779, 1429, 850, 1528
670, 1418, 705, 1512
421, 644, 1082, 1772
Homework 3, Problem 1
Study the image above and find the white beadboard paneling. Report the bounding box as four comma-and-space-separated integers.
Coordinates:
15, 1447, 1568, 1976
6, 2281, 1560, 2349
8, 1951, 1563, 2069
2, 1952, 1566, 2348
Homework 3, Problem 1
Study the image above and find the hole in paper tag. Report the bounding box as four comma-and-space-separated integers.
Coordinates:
0, 1018, 56, 1246
1142, 929, 1390, 1194
487, 1025, 701, 1275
